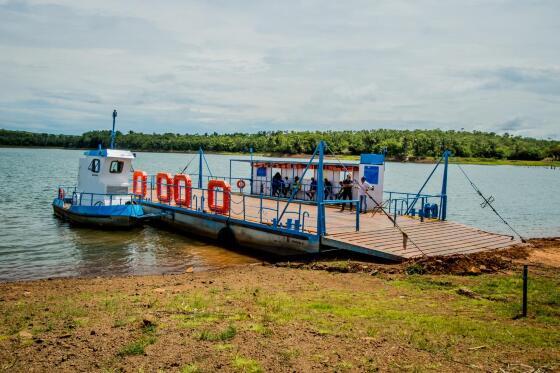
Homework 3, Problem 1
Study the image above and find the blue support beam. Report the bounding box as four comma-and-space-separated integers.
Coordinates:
198, 147, 203, 189
440, 149, 450, 221
316, 141, 326, 236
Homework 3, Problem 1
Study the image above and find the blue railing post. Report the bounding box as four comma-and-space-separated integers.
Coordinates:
355, 202, 360, 231
249, 147, 254, 195
198, 147, 203, 189
440, 150, 450, 221
316, 141, 326, 236
259, 194, 263, 223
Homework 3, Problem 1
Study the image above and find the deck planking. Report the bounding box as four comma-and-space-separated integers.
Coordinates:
144, 189, 521, 260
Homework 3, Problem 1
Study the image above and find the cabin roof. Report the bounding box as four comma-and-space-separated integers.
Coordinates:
231, 158, 359, 167
83, 148, 135, 159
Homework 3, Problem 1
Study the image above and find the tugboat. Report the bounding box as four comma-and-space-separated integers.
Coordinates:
52, 110, 144, 227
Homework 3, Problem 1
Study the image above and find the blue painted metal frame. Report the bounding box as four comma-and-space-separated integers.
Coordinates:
440, 150, 450, 221
404, 152, 444, 216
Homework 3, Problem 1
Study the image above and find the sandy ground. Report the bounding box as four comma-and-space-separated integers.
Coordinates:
0, 239, 558, 372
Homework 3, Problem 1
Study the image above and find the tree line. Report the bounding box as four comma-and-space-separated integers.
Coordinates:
1, 128, 559, 161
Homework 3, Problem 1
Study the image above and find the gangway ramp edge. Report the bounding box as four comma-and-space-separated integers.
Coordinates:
321, 220, 522, 261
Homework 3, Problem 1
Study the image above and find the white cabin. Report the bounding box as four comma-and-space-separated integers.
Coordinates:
77, 148, 135, 197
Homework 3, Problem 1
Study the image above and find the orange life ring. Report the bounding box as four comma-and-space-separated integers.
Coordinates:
132, 170, 148, 197
58, 188, 65, 200
156, 172, 174, 203
207, 179, 231, 214
236, 179, 246, 189
173, 173, 192, 207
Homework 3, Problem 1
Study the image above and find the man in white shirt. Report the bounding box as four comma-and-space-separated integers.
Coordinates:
357, 176, 374, 213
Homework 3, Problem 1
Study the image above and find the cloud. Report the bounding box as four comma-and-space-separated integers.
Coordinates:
0, 0, 559, 139
472, 67, 560, 96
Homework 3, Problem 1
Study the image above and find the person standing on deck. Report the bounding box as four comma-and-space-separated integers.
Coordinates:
324, 178, 333, 200
292, 176, 301, 198
306, 177, 317, 200
357, 176, 374, 213
282, 176, 291, 197
271, 172, 282, 196
339, 174, 354, 211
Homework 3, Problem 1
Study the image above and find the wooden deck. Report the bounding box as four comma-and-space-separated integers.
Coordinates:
322, 220, 521, 260
147, 189, 521, 260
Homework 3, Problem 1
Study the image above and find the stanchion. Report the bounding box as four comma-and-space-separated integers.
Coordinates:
522, 265, 528, 318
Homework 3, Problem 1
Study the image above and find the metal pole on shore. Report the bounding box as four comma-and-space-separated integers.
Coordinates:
522, 265, 528, 318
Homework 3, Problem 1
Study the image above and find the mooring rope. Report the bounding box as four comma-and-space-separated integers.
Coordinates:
456, 164, 526, 243
363, 189, 428, 257
178, 155, 197, 174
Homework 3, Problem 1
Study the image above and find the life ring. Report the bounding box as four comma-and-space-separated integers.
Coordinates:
58, 188, 65, 200
207, 179, 231, 214
156, 172, 174, 203
236, 179, 246, 189
132, 170, 148, 197
173, 173, 192, 207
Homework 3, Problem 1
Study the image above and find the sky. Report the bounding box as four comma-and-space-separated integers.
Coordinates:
0, 0, 559, 139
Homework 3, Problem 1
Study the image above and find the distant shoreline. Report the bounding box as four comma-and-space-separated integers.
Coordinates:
2, 145, 559, 167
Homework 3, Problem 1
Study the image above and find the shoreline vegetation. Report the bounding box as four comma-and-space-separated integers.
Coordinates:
0, 238, 558, 371
2, 128, 559, 167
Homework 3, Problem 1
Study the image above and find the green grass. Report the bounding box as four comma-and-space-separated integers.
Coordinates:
198, 324, 237, 341
117, 335, 157, 356
181, 363, 201, 373
231, 355, 262, 373
1, 266, 559, 370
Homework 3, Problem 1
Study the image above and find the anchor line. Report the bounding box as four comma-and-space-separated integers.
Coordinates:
362, 188, 427, 258
456, 164, 525, 243
178, 155, 197, 175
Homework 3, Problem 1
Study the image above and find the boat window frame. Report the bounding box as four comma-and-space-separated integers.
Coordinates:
109, 160, 124, 174
88, 158, 101, 173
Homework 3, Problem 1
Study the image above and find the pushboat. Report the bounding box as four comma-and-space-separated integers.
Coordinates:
52, 111, 145, 227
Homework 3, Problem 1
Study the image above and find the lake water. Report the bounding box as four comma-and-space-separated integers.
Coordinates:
0, 147, 558, 281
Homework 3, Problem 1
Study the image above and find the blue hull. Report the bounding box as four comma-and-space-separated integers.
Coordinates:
52, 198, 144, 228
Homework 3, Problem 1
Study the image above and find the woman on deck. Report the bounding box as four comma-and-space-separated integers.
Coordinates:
271, 172, 283, 196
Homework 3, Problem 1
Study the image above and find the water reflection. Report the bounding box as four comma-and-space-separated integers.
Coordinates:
62, 224, 260, 278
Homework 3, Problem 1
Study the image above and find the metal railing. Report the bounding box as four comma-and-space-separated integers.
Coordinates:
384, 190, 443, 220
141, 179, 317, 235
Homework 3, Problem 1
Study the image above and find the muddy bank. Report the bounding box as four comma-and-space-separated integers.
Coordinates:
275, 238, 560, 276
0, 239, 558, 372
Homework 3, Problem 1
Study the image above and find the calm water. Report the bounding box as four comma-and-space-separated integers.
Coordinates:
0, 148, 558, 281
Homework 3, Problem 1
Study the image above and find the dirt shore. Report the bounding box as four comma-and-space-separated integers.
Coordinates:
1, 239, 559, 372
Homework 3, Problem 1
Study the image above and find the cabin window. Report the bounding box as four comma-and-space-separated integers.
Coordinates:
88, 159, 100, 173
109, 160, 124, 173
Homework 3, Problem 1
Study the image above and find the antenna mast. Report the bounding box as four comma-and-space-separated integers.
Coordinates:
110, 109, 117, 149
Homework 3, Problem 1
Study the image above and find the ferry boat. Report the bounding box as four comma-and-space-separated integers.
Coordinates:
52, 111, 521, 259
52, 111, 144, 227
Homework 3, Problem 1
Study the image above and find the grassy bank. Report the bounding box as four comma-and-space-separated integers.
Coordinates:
1, 246, 559, 372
